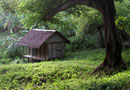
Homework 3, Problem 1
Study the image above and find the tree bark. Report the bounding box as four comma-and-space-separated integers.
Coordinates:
94, 0, 126, 72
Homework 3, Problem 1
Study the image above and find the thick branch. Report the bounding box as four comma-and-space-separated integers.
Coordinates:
43, 0, 103, 21
43, 0, 80, 21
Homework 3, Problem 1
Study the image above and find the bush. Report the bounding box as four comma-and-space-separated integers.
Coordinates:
0, 58, 12, 64
6, 46, 22, 58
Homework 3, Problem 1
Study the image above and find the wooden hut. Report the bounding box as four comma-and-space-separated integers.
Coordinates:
17, 29, 70, 61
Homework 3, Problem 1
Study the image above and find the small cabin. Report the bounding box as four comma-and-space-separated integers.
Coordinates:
17, 29, 70, 61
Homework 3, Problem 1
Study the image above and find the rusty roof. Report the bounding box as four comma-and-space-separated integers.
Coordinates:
16, 29, 70, 48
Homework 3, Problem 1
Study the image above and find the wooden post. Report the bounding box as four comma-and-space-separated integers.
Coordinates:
28, 58, 29, 63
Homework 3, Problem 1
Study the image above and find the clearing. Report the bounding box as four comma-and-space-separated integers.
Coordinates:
0, 49, 130, 90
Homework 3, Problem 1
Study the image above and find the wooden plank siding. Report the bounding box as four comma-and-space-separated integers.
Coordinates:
40, 44, 47, 60
41, 45, 44, 59
53, 43, 57, 58
23, 33, 67, 61
46, 33, 65, 43
47, 42, 65, 59
48, 44, 52, 59
24, 42, 65, 61
40, 45, 43, 59
37, 48, 40, 58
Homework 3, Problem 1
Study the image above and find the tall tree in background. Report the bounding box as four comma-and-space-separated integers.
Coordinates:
19, 0, 126, 72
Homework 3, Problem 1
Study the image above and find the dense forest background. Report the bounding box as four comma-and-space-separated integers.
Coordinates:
0, 0, 130, 90
0, 0, 129, 63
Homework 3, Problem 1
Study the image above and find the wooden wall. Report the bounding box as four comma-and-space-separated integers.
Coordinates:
28, 33, 67, 60
40, 44, 48, 60
29, 42, 65, 60
46, 33, 65, 43
29, 44, 48, 60
48, 42, 65, 59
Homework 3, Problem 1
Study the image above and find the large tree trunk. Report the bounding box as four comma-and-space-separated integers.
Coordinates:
42, 0, 126, 72
94, 0, 126, 72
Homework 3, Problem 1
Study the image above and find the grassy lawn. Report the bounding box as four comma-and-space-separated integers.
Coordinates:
0, 49, 130, 90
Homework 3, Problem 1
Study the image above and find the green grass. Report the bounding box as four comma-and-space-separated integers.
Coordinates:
0, 49, 130, 90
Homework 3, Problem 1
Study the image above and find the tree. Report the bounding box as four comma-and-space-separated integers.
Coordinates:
0, 0, 22, 33
19, 0, 126, 72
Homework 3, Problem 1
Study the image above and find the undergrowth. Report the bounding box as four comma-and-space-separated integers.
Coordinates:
0, 49, 130, 90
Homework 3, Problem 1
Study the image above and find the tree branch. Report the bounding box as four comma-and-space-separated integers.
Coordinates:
43, 0, 80, 21
43, 0, 103, 21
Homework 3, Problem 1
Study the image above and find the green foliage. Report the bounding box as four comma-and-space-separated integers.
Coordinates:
47, 7, 103, 50
116, 16, 130, 34
16, 1, 130, 51
0, 0, 21, 13
18, 0, 68, 28
46, 12, 77, 36
65, 49, 105, 61
0, 32, 25, 61
0, 58, 11, 64
0, 0, 22, 33
71, 7, 102, 36
0, 49, 130, 90
115, 1, 130, 17
122, 49, 130, 64
4, 13, 21, 32
67, 34, 99, 51
115, 1, 130, 34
